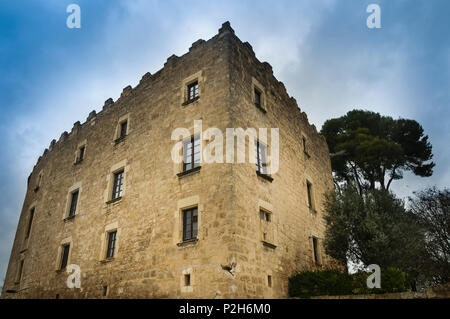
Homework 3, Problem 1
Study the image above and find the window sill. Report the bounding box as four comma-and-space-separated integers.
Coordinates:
177, 238, 198, 247
100, 257, 115, 264
182, 96, 200, 106
74, 159, 83, 165
106, 197, 122, 205
114, 136, 126, 145
177, 166, 201, 178
262, 241, 277, 249
304, 151, 311, 158
309, 207, 317, 214
63, 215, 76, 222
255, 103, 267, 114
256, 171, 273, 182
55, 268, 66, 274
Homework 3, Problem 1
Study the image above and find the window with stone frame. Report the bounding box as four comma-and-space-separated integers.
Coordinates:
60, 244, 70, 270
106, 231, 117, 259
182, 136, 201, 172
182, 207, 198, 241
112, 170, 124, 200
255, 140, 268, 175
25, 208, 35, 239
187, 81, 199, 102
68, 190, 79, 218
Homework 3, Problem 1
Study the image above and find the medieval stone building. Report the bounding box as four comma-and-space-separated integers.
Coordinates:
2, 22, 334, 298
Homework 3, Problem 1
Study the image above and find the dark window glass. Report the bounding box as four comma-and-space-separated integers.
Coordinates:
254, 89, 261, 106
18, 260, 24, 282
307, 181, 313, 208
69, 190, 79, 217
79, 146, 85, 161
60, 244, 70, 270
187, 81, 199, 101
25, 208, 34, 238
112, 171, 124, 199
184, 274, 191, 286
183, 136, 200, 171
302, 137, 307, 153
103, 286, 108, 296
255, 140, 267, 174
106, 231, 117, 259
268, 275, 272, 287
312, 237, 319, 264
120, 121, 127, 139
259, 210, 271, 222
182, 207, 198, 241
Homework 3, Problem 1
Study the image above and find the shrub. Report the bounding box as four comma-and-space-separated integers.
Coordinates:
289, 268, 407, 298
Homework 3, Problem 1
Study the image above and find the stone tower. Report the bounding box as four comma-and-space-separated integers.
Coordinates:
2, 22, 335, 299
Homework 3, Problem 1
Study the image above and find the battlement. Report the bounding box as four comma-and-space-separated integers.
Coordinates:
34, 21, 326, 170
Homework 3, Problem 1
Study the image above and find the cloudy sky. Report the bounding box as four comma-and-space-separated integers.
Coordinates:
0, 0, 449, 289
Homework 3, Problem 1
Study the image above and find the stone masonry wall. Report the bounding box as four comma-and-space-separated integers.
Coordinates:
2, 22, 335, 299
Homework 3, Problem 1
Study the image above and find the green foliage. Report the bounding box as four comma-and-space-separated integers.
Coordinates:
321, 109, 434, 192
323, 186, 427, 278
289, 268, 407, 298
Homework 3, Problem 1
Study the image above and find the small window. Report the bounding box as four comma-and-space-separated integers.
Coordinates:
25, 208, 35, 239
60, 244, 70, 270
254, 88, 261, 107
103, 286, 108, 296
34, 172, 42, 192
184, 274, 191, 287
120, 121, 128, 139
312, 237, 320, 264
106, 231, 117, 259
182, 207, 198, 241
112, 170, 124, 200
187, 81, 199, 102
302, 137, 307, 153
68, 190, 79, 217
255, 140, 268, 175
78, 145, 85, 162
267, 275, 272, 287
183, 136, 201, 172
259, 210, 271, 222
306, 181, 314, 210
17, 260, 24, 282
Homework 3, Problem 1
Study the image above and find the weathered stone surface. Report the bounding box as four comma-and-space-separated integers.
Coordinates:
2, 22, 335, 299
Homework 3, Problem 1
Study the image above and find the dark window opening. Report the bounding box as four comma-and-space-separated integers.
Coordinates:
259, 210, 271, 222
254, 88, 261, 107
184, 274, 191, 286
60, 244, 70, 270
112, 170, 124, 200
306, 181, 313, 209
312, 237, 319, 264
78, 145, 85, 162
103, 286, 108, 296
255, 140, 268, 175
120, 121, 128, 139
18, 260, 24, 282
106, 231, 117, 259
267, 275, 272, 287
302, 136, 307, 153
182, 207, 198, 241
25, 208, 34, 239
187, 81, 199, 101
183, 136, 200, 172
69, 190, 79, 217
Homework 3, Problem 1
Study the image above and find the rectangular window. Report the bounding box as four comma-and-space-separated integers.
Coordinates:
106, 231, 117, 259
69, 190, 79, 217
103, 286, 108, 296
182, 207, 198, 241
255, 140, 268, 174
254, 88, 261, 107
260, 209, 270, 222
187, 81, 199, 101
60, 244, 70, 270
267, 275, 272, 287
302, 136, 307, 153
306, 181, 313, 209
183, 136, 201, 172
312, 237, 319, 264
184, 274, 191, 286
17, 260, 24, 282
78, 145, 85, 162
25, 208, 35, 239
112, 170, 124, 200
120, 121, 128, 139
